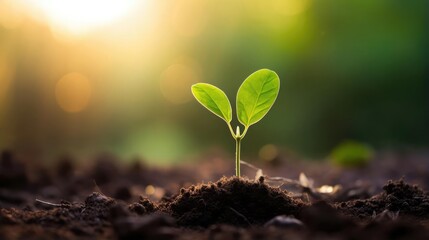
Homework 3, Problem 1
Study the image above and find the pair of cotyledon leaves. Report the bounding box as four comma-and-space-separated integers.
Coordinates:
191, 69, 280, 128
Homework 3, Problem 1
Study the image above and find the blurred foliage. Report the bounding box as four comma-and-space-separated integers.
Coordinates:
0, 0, 428, 164
329, 140, 374, 167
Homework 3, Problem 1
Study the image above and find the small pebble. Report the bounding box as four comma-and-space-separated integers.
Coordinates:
264, 215, 304, 229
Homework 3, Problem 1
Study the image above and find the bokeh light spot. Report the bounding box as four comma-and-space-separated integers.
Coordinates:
145, 185, 155, 195
259, 144, 279, 162
318, 185, 334, 193
160, 63, 199, 105
55, 72, 92, 113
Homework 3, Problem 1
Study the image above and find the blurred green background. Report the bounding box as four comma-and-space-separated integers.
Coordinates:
0, 0, 428, 164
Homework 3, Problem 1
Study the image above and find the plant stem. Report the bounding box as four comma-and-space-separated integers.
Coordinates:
227, 122, 235, 138
235, 137, 241, 177
240, 126, 249, 138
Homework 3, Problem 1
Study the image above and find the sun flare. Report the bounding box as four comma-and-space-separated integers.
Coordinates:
28, 0, 139, 35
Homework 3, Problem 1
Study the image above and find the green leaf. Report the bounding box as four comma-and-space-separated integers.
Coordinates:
236, 69, 280, 127
191, 83, 232, 122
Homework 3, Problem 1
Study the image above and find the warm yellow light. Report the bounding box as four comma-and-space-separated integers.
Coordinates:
145, 185, 155, 195
172, 0, 207, 37
317, 185, 341, 194
29, 0, 139, 36
318, 185, 334, 193
0, 0, 24, 29
160, 63, 200, 104
55, 72, 92, 113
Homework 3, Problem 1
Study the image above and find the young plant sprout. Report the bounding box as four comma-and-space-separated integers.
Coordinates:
191, 69, 280, 177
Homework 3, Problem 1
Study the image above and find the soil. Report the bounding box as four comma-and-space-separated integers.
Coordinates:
160, 176, 304, 227
1, 149, 429, 239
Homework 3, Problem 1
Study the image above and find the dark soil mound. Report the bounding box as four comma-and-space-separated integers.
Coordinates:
337, 180, 429, 219
160, 176, 305, 227
129, 196, 156, 215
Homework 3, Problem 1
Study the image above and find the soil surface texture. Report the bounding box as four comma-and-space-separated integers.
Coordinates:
1, 150, 429, 239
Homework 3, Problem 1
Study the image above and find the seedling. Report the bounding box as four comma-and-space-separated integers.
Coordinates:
191, 69, 280, 177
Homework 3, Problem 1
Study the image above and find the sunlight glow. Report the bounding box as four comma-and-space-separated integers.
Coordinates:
0, 0, 24, 29
29, 0, 139, 35
172, 0, 207, 37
